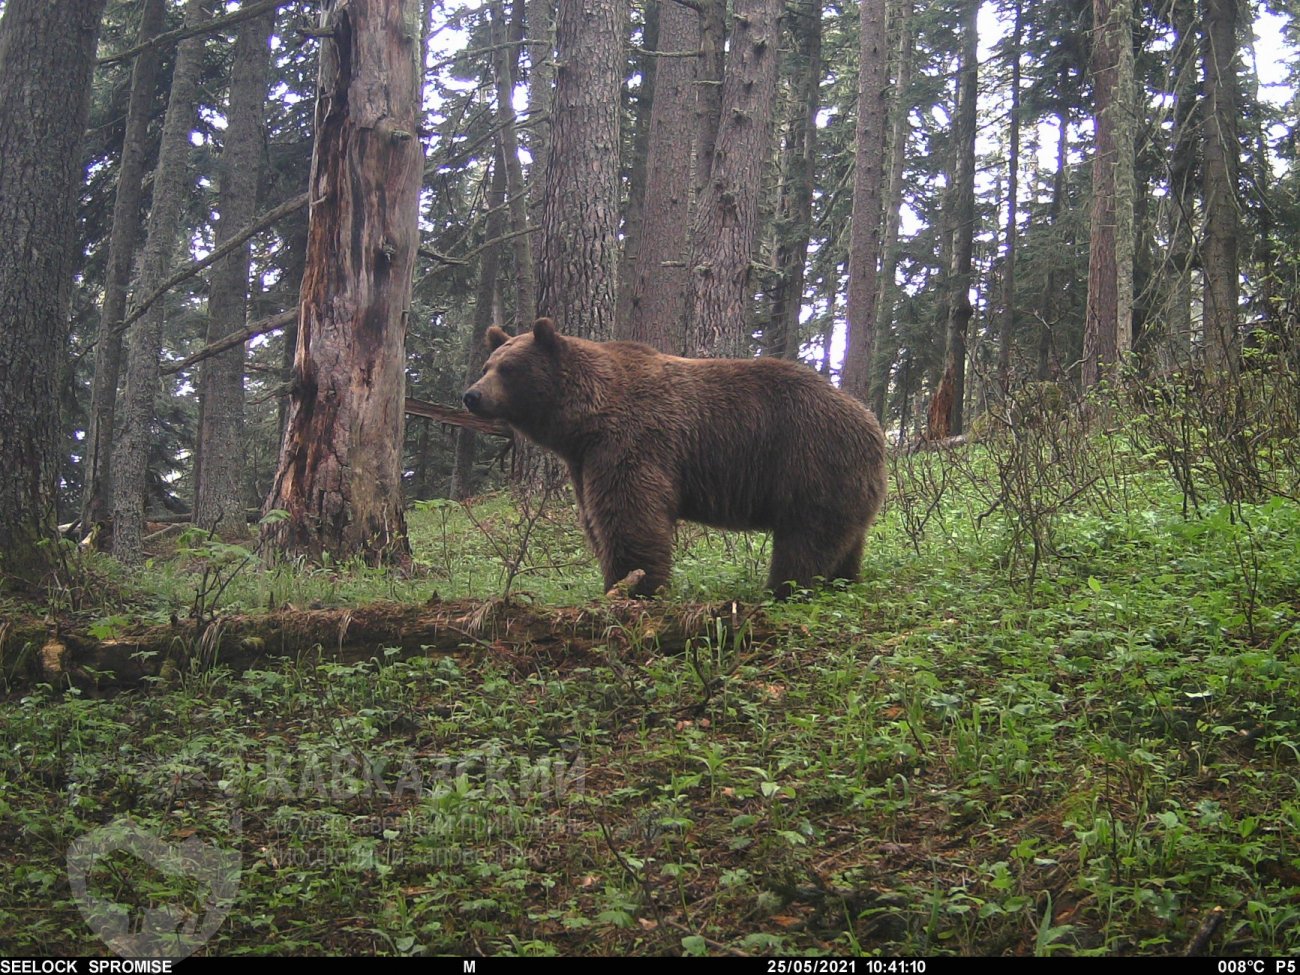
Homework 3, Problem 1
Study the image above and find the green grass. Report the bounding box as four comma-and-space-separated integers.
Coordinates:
2, 441, 1299, 956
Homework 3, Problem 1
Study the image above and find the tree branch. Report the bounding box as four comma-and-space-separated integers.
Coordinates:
161, 309, 296, 376
99, 0, 288, 66
419, 225, 539, 268
115, 192, 309, 339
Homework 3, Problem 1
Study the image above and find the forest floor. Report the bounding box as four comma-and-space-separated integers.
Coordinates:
2, 439, 1299, 957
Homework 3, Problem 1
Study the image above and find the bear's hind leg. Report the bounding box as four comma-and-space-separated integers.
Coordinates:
768, 529, 837, 600
831, 530, 866, 583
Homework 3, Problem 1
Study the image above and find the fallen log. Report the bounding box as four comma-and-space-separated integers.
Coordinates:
2, 598, 765, 694
404, 397, 511, 438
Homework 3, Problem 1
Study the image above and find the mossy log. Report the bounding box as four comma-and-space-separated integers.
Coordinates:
1, 598, 764, 693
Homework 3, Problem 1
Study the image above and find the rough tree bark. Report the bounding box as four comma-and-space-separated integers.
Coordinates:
194, 8, 275, 537
262, 0, 425, 564
81, 0, 167, 533
111, 0, 210, 562
842, 0, 890, 399
764, 0, 820, 361
0, 0, 108, 580
534, 0, 626, 339
1200, 0, 1241, 373
618, 0, 700, 351
941, 0, 978, 434
684, 0, 782, 357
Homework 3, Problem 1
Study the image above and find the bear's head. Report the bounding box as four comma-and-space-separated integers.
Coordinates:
462, 317, 564, 432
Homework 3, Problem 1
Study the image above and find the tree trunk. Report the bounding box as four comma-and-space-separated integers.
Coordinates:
110, 0, 210, 563
80, 0, 167, 533
997, 0, 1022, 393
0, 0, 108, 580
618, 0, 699, 351
1160, 0, 1197, 371
872, 0, 914, 420
1082, 0, 1134, 389
616, 0, 658, 330
491, 0, 536, 328
842, 0, 890, 399
692, 0, 726, 209
684, 0, 782, 357
534, 0, 626, 339
942, 0, 978, 435
525, 0, 555, 220
276, 217, 310, 447
1200, 0, 1240, 373
1037, 107, 1068, 380
263, 0, 424, 565
451, 151, 509, 501
764, 0, 820, 361
194, 8, 274, 538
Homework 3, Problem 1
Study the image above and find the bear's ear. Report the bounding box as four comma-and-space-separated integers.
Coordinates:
532, 317, 560, 350
486, 325, 511, 351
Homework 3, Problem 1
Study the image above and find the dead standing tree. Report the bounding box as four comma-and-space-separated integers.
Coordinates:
262, 0, 424, 564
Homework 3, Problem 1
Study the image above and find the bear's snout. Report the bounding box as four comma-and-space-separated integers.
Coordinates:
462, 388, 482, 412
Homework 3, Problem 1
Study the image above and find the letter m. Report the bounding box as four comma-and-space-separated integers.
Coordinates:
463, 963, 476, 974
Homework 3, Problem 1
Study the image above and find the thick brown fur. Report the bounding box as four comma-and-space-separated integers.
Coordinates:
463, 318, 888, 599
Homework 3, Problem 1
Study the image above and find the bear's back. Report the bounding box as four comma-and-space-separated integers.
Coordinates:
627, 354, 886, 533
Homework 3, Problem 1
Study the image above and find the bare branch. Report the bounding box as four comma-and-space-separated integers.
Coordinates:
99, 0, 288, 67
115, 192, 309, 339
419, 225, 539, 269
161, 309, 296, 376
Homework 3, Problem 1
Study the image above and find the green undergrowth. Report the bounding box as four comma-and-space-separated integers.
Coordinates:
2, 440, 1299, 956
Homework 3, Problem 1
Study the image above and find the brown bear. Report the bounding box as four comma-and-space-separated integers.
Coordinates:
462, 318, 887, 599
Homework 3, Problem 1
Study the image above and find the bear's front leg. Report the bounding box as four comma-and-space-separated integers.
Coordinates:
581, 468, 675, 598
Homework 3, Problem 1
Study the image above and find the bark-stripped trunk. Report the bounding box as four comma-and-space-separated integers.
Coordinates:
535, 0, 625, 339
1200, 0, 1240, 373
684, 0, 782, 357
0, 0, 107, 579
194, 9, 274, 537
1082, 0, 1134, 389
764, 1, 820, 361
451, 151, 509, 501
942, 0, 977, 434
842, 0, 889, 398
80, 0, 166, 533
263, 0, 424, 564
618, 0, 699, 351
111, 0, 210, 562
